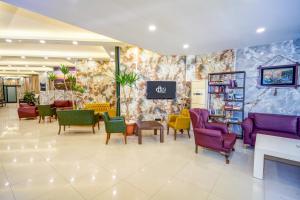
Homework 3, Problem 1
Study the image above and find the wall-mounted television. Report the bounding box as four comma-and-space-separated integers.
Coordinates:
260, 64, 298, 87
146, 81, 176, 99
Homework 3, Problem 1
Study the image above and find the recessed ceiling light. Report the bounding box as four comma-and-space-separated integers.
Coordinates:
72, 41, 78, 45
44, 56, 48, 60
42, 65, 46, 68
148, 25, 157, 32
5, 39, 12, 43
67, 57, 71, 60
110, 51, 115, 56
39, 40, 46, 44
183, 44, 189, 49
88, 58, 93, 61
21, 56, 26, 59
256, 27, 266, 34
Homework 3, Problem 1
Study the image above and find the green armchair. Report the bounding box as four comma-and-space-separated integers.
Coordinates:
56, 110, 100, 134
103, 112, 127, 144
37, 105, 56, 123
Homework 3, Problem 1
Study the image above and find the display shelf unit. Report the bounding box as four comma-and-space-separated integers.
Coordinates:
208, 71, 246, 138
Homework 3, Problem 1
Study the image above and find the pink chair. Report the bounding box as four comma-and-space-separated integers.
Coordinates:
189, 108, 236, 164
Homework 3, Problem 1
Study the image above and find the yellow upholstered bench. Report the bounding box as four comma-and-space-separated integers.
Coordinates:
84, 103, 116, 117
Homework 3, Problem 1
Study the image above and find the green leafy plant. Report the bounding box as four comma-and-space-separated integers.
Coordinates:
60, 64, 70, 90
23, 91, 36, 105
116, 71, 139, 120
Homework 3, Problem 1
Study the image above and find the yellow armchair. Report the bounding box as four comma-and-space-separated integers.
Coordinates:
167, 108, 191, 140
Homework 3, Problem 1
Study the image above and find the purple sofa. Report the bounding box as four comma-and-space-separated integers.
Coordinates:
242, 112, 300, 146
189, 108, 237, 164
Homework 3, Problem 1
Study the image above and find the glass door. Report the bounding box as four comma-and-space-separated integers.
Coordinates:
4, 86, 17, 103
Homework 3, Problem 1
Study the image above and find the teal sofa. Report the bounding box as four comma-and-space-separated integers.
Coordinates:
56, 110, 99, 134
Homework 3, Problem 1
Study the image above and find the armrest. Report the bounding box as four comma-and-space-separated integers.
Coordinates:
241, 118, 254, 145
18, 106, 36, 111
111, 116, 125, 121
168, 115, 178, 122
205, 122, 228, 134
194, 128, 222, 137
241, 118, 253, 133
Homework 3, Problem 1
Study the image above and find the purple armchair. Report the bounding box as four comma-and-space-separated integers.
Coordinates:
189, 108, 236, 164
242, 112, 300, 146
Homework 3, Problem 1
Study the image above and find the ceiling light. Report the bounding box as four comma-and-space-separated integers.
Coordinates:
67, 57, 71, 60
39, 40, 46, 44
5, 39, 12, 43
42, 65, 46, 68
148, 25, 157, 32
44, 56, 48, 60
110, 51, 115, 56
8, 65, 11, 67
72, 41, 78, 45
256, 27, 266, 34
21, 56, 26, 59
88, 58, 93, 61
183, 44, 189, 49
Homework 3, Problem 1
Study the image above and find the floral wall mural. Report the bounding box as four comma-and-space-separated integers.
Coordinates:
186, 50, 235, 81
76, 60, 116, 104
120, 46, 189, 121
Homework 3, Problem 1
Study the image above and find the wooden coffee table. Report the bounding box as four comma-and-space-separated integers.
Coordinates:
135, 121, 164, 144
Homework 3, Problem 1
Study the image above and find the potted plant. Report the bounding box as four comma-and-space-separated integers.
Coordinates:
116, 71, 139, 135
23, 91, 36, 105
47, 65, 85, 109
48, 72, 57, 99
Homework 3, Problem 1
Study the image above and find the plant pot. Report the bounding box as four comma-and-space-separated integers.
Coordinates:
126, 120, 136, 136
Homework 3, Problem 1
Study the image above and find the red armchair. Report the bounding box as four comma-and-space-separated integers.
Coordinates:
18, 103, 38, 119
189, 108, 236, 164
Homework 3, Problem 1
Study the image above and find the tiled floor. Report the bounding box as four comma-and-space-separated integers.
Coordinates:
0, 104, 299, 200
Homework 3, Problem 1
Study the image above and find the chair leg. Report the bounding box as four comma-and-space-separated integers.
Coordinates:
225, 154, 229, 164
49, 117, 51, 123
58, 125, 61, 135
92, 126, 95, 134
187, 129, 190, 138
195, 145, 198, 154
105, 133, 110, 145
174, 130, 177, 140
180, 129, 184, 134
98, 122, 100, 130
124, 134, 127, 144
232, 147, 235, 151
167, 126, 169, 135
39, 116, 41, 123
64, 125, 66, 131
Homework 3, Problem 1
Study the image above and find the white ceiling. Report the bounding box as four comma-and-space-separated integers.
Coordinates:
3, 0, 300, 55
0, 1, 124, 76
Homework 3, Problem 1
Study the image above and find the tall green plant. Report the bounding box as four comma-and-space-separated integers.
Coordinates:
48, 72, 57, 99
60, 64, 69, 91
116, 71, 139, 120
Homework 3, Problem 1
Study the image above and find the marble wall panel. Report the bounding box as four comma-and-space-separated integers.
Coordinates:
236, 38, 300, 116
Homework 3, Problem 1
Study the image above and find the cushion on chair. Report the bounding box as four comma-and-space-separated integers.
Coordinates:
54, 100, 70, 108
254, 113, 298, 134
